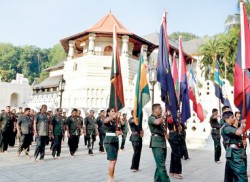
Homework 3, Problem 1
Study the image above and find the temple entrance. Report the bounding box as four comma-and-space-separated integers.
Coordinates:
10, 93, 18, 107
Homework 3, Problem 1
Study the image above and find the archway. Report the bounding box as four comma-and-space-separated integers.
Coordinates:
104, 46, 113, 56
10, 93, 18, 107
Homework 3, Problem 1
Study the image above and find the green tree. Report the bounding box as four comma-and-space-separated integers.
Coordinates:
169, 32, 200, 42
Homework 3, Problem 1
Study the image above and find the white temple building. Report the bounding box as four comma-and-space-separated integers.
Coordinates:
0, 74, 32, 110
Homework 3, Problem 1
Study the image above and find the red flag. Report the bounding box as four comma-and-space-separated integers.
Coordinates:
188, 67, 205, 122
234, 2, 250, 131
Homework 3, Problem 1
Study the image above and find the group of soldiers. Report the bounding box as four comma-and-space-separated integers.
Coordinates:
0, 105, 129, 160
210, 105, 249, 181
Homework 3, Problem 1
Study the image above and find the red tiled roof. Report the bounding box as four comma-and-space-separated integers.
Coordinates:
86, 13, 132, 34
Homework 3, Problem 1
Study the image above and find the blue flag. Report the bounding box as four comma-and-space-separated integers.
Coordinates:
157, 23, 178, 124
214, 60, 225, 104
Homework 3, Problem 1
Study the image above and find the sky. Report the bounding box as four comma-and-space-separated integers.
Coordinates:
0, 0, 238, 48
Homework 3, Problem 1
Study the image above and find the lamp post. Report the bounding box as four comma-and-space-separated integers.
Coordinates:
58, 78, 66, 108
148, 64, 157, 106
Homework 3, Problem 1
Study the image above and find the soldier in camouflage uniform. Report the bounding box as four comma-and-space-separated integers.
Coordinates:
84, 110, 98, 155
51, 108, 65, 159
17, 108, 33, 157
34, 105, 49, 161
96, 110, 106, 153
0, 106, 16, 152
66, 108, 80, 157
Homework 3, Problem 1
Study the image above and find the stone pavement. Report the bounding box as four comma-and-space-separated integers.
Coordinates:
0, 136, 249, 182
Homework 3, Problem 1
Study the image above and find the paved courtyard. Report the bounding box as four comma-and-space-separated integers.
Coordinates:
0, 136, 249, 182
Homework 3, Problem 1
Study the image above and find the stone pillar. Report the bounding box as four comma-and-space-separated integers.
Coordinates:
122, 35, 129, 57
88, 33, 96, 55
68, 40, 75, 59
141, 44, 148, 62
80, 41, 87, 54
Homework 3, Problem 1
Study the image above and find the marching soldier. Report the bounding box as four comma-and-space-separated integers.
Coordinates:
51, 108, 65, 159
84, 112, 89, 146
17, 108, 33, 157
96, 110, 106, 153
209, 108, 222, 163
9, 109, 17, 147
179, 111, 189, 160
103, 108, 122, 182
120, 113, 129, 150
221, 111, 247, 181
66, 108, 80, 157
76, 110, 84, 147
148, 104, 170, 182
0, 106, 16, 153
84, 110, 98, 155
220, 106, 231, 126
129, 110, 143, 172
34, 105, 49, 161
168, 112, 183, 179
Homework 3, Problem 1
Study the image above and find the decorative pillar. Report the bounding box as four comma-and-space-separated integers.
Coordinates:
80, 41, 87, 54
88, 33, 96, 55
141, 44, 148, 62
68, 40, 75, 59
122, 35, 129, 57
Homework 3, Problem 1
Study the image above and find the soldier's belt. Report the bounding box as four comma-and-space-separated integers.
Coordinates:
131, 131, 139, 135
229, 144, 243, 149
212, 128, 219, 130
152, 133, 164, 137
106, 133, 116, 136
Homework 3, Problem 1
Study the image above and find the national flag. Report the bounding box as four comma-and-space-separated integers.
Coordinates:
188, 66, 204, 122
214, 60, 225, 104
234, 2, 250, 130
133, 54, 150, 128
162, 11, 170, 53
109, 25, 125, 111
157, 14, 178, 124
179, 36, 191, 123
172, 51, 179, 97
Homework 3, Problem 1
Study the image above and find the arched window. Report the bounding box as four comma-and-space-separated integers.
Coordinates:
104, 46, 113, 56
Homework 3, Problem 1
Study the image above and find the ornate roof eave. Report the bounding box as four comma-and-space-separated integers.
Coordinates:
60, 31, 157, 57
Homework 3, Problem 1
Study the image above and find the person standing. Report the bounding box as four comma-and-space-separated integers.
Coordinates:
9, 109, 17, 147
129, 110, 143, 172
84, 110, 98, 155
96, 110, 106, 153
209, 108, 222, 163
148, 104, 170, 182
83, 112, 89, 146
76, 110, 84, 147
168, 113, 182, 179
17, 108, 33, 157
120, 113, 128, 150
104, 108, 122, 182
221, 111, 247, 181
34, 105, 49, 161
66, 108, 80, 157
51, 108, 65, 159
0, 106, 16, 153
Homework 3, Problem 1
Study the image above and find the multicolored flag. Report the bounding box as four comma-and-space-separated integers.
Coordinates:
234, 1, 250, 130
188, 67, 204, 122
109, 25, 125, 111
157, 13, 178, 124
172, 51, 179, 98
133, 54, 150, 128
179, 36, 191, 123
214, 60, 225, 104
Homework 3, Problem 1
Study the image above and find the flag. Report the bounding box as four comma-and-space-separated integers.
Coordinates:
133, 54, 150, 128
172, 51, 179, 97
214, 60, 225, 104
162, 11, 170, 53
109, 25, 125, 111
234, 1, 250, 130
157, 14, 178, 124
179, 36, 191, 123
188, 67, 204, 122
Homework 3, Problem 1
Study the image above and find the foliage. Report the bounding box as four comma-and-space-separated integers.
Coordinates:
0, 43, 66, 84
169, 32, 200, 42
199, 27, 239, 84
